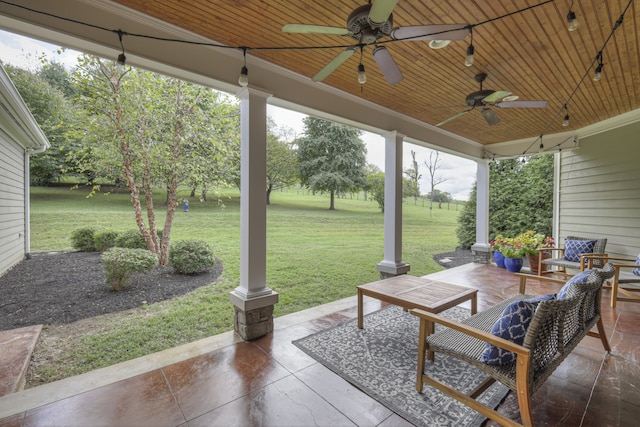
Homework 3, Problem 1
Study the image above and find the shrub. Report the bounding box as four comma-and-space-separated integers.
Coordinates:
101, 248, 158, 291
70, 226, 99, 252
169, 240, 215, 275
114, 229, 162, 249
94, 230, 120, 252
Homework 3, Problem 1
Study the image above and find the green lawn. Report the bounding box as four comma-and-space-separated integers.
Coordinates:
28, 185, 464, 382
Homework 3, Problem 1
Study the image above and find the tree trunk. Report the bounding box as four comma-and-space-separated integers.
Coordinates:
266, 183, 272, 205
329, 190, 335, 210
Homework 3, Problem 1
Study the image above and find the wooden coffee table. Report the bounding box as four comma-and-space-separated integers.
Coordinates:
357, 275, 478, 360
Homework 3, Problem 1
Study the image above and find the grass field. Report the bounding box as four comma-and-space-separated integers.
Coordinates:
28, 185, 465, 382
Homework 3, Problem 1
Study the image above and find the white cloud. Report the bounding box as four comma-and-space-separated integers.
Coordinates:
0, 30, 79, 70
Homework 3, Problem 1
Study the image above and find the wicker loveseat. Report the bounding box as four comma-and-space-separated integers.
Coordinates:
411, 263, 614, 427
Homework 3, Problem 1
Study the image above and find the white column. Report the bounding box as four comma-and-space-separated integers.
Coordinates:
471, 159, 491, 260
229, 86, 278, 311
377, 131, 410, 277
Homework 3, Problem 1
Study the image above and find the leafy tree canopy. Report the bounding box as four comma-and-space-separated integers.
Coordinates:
457, 155, 553, 248
297, 117, 367, 210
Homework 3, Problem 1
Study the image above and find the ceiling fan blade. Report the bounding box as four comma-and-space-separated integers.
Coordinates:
481, 108, 500, 126
390, 24, 470, 41
436, 109, 472, 127
372, 46, 403, 85
482, 90, 512, 104
312, 48, 357, 82
369, 0, 398, 25
282, 24, 351, 36
495, 100, 549, 108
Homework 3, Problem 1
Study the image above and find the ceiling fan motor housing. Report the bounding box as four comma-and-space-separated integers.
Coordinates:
466, 89, 495, 107
347, 4, 393, 43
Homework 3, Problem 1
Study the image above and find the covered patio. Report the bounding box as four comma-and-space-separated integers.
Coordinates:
1, 263, 639, 426
0, 1, 639, 425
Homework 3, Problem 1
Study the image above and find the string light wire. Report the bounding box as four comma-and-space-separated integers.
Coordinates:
0, 0, 632, 156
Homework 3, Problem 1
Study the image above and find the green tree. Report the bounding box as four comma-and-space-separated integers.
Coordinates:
266, 121, 298, 204
427, 189, 452, 208
366, 166, 385, 212
456, 182, 478, 248
71, 55, 234, 265
456, 155, 554, 248
38, 60, 77, 98
404, 150, 421, 204
4, 63, 80, 185
297, 117, 367, 210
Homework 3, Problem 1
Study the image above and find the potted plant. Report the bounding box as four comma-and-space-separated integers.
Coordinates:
501, 238, 525, 273
490, 235, 507, 268
515, 231, 555, 274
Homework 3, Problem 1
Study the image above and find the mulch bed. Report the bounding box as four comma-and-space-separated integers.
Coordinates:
0, 251, 222, 331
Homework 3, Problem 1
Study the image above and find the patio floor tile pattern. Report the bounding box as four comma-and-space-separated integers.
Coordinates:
1, 263, 640, 426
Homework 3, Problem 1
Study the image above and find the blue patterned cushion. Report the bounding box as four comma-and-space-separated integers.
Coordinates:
557, 270, 593, 299
563, 239, 596, 262
633, 254, 640, 276
480, 293, 556, 365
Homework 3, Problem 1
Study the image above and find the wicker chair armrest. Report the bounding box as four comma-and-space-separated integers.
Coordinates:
410, 308, 531, 357
540, 247, 564, 255
581, 253, 614, 269
611, 262, 640, 270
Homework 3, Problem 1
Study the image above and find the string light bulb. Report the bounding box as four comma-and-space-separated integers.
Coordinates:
465, 29, 474, 67
593, 63, 603, 81
567, 11, 579, 31
357, 63, 367, 84
238, 48, 249, 87
562, 105, 570, 126
116, 30, 126, 69
593, 52, 603, 81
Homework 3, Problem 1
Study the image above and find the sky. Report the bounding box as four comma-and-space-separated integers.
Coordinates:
0, 29, 477, 200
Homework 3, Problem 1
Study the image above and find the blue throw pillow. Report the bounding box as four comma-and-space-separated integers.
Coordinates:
557, 270, 593, 299
563, 239, 596, 262
633, 254, 640, 276
480, 293, 555, 365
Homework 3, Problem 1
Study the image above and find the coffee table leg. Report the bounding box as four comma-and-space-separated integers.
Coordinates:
471, 292, 477, 315
357, 289, 363, 329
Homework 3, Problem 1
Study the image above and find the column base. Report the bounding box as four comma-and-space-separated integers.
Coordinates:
376, 260, 411, 280
471, 243, 492, 264
229, 291, 278, 341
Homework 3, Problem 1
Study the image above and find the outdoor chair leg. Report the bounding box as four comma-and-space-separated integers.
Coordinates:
416, 318, 428, 392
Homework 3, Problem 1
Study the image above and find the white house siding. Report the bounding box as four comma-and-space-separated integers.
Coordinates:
0, 135, 26, 275
557, 121, 640, 258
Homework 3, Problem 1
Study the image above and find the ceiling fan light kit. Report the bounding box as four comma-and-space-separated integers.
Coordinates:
428, 39, 451, 49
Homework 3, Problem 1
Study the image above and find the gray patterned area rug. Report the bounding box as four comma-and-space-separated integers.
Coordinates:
293, 305, 510, 427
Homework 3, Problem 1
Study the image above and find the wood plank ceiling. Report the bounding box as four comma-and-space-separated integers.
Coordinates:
114, 0, 639, 147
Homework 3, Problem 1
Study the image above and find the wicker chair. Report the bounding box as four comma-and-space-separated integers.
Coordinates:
538, 235, 607, 277
584, 254, 640, 307
411, 263, 614, 427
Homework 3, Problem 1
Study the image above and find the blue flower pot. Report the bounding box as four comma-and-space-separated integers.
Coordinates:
504, 257, 524, 273
493, 251, 506, 268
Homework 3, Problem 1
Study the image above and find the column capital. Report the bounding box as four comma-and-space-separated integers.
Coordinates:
236, 86, 272, 100
381, 130, 406, 141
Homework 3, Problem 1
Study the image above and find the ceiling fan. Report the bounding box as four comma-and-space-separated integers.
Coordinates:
436, 73, 549, 127
281, 0, 469, 85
